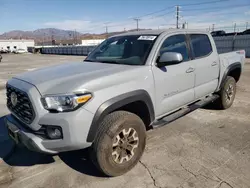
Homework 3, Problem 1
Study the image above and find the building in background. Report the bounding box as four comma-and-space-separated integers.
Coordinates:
81, 39, 105, 46
0, 39, 35, 52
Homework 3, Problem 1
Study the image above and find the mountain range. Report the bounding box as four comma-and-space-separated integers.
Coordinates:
0, 28, 83, 41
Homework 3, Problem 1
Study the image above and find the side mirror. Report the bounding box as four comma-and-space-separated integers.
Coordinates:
157, 52, 183, 67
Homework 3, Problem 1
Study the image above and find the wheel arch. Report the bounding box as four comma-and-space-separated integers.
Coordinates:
219, 62, 242, 89
87, 90, 155, 142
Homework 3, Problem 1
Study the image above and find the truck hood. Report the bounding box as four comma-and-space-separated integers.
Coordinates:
14, 61, 137, 95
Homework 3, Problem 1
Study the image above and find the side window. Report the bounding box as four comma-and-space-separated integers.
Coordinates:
190, 34, 212, 58
159, 34, 189, 62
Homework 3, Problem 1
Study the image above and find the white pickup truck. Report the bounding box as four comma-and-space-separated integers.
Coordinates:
5, 29, 245, 176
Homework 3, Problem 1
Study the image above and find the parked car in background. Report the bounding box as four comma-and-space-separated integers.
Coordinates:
211, 30, 226, 37
13, 49, 27, 54
0, 48, 9, 53
242, 29, 250, 35
5, 29, 246, 177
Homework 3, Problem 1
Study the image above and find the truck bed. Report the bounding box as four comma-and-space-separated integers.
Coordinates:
217, 50, 245, 89
219, 50, 245, 68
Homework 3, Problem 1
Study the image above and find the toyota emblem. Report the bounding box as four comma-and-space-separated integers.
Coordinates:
10, 92, 18, 107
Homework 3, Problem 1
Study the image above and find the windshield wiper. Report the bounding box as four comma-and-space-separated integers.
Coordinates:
84, 59, 120, 64
84, 59, 95, 62
98, 60, 120, 64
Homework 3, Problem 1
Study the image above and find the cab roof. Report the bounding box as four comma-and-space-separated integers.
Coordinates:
114, 29, 209, 37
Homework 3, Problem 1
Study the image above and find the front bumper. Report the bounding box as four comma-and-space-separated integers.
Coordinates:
5, 115, 57, 154
5, 112, 93, 154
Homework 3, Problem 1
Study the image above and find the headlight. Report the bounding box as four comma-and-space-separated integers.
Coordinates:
41, 93, 92, 112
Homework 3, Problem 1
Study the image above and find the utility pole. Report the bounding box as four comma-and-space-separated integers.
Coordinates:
104, 22, 110, 38
176, 5, 180, 29
246, 22, 248, 30
182, 22, 187, 29
133, 18, 141, 31
105, 25, 108, 34
51, 31, 54, 45
212, 24, 215, 31
43, 33, 45, 46
105, 25, 108, 38
74, 29, 77, 44
234, 23, 236, 32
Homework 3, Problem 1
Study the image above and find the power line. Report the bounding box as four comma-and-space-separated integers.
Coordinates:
182, 4, 250, 11
181, 0, 229, 7
108, 10, 175, 30
134, 0, 229, 19
152, 10, 175, 18
136, 6, 174, 19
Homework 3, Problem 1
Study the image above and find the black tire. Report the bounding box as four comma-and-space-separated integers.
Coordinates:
91, 111, 146, 177
214, 76, 236, 109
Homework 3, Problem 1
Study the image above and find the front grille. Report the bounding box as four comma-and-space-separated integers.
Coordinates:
6, 85, 35, 124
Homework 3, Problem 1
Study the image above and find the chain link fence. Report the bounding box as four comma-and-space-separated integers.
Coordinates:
214, 34, 250, 57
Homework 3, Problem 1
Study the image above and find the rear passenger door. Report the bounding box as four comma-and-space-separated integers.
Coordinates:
188, 33, 219, 99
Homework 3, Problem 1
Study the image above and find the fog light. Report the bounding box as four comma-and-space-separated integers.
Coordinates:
46, 126, 63, 139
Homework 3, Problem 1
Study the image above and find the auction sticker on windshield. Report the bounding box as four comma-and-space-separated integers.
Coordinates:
138, 36, 157, 40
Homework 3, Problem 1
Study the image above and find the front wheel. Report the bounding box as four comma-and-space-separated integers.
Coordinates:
91, 111, 146, 177
214, 76, 236, 109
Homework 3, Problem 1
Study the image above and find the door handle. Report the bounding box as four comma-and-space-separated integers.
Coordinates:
186, 67, 195, 73
211, 62, 218, 66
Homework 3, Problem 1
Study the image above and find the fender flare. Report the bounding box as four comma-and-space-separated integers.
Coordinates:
219, 62, 241, 89
86, 90, 155, 142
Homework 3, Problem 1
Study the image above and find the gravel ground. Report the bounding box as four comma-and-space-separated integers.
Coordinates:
0, 54, 249, 188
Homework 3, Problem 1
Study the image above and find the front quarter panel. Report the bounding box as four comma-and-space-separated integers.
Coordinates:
83, 66, 155, 114
82, 66, 155, 142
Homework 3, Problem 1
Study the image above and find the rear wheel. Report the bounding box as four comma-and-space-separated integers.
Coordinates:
91, 111, 146, 177
214, 76, 236, 109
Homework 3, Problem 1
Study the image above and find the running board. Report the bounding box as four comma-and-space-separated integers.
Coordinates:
151, 94, 219, 129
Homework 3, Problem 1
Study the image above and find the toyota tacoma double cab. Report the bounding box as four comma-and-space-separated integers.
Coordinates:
5, 29, 245, 176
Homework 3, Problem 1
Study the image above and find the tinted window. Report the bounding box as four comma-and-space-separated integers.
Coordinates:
159, 34, 189, 62
190, 34, 212, 58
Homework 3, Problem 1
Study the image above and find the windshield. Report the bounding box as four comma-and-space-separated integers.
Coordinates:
85, 35, 157, 65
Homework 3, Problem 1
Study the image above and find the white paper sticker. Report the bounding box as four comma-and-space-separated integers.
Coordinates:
138, 36, 157, 40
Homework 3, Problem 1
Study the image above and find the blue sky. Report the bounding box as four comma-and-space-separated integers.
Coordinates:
0, 0, 250, 34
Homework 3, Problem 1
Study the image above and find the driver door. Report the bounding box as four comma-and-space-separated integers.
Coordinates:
151, 34, 195, 117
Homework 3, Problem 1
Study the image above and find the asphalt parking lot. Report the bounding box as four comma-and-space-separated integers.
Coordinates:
0, 54, 250, 188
